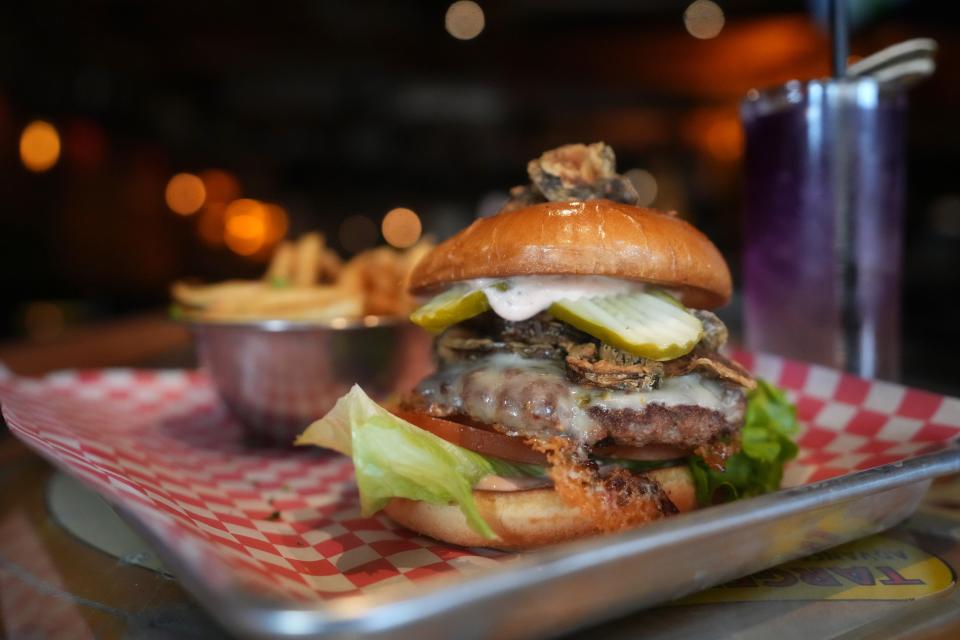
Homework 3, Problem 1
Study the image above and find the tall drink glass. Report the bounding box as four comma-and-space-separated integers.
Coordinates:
741, 79, 906, 380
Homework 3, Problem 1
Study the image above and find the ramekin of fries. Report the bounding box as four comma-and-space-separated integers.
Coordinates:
173, 233, 435, 445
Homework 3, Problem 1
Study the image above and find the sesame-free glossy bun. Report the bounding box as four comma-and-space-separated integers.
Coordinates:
383, 465, 697, 551
408, 199, 732, 309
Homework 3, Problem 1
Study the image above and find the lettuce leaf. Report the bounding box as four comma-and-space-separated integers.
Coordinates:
295, 385, 541, 539
688, 379, 799, 506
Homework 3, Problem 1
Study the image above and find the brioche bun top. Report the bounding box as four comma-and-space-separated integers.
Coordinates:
408, 199, 732, 309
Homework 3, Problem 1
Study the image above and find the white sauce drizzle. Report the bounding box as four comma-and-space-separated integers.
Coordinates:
473, 275, 643, 322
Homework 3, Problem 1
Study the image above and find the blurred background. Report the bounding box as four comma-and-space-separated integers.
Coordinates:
0, 0, 957, 393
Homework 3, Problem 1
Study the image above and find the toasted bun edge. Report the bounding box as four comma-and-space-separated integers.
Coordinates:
383, 465, 697, 550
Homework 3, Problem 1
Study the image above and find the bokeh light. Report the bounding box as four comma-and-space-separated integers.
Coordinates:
381, 207, 423, 248
19, 120, 61, 172
339, 215, 379, 254
624, 169, 659, 207
445, 1, 485, 40
200, 169, 240, 205
165, 173, 207, 216
684, 0, 724, 40
224, 199, 268, 256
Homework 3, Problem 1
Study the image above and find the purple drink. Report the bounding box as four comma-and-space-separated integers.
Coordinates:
742, 79, 906, 379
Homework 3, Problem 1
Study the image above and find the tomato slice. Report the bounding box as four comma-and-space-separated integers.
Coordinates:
390, 410, 689, 466
391, 410, 547, 466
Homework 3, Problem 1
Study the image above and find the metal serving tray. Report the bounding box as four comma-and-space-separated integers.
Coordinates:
122, 447, 960, 639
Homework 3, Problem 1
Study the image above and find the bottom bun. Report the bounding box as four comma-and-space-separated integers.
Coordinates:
383, 465, 697, 550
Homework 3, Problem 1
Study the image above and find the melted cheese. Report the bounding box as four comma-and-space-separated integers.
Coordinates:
416, 353, 744, 445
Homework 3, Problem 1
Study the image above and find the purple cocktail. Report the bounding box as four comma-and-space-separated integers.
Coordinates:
741, 79, 906, 379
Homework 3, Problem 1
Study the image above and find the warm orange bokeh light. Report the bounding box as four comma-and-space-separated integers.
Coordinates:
165, 173, 207, 216
200, 169, 240, 205
382, 207, 423, 248
224, 199, 268, 256
208, 197, 287, 257
20, 120, 61, 172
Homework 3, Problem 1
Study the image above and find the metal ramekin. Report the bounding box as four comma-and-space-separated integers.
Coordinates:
188, 316, 434, 445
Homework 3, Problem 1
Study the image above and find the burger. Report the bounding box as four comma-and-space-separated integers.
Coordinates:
298, 143, 797, 550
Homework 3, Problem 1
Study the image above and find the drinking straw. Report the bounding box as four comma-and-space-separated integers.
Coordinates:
829, 0, 849, 77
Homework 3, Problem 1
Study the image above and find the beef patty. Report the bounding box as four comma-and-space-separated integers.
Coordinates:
411, 353, 746, 449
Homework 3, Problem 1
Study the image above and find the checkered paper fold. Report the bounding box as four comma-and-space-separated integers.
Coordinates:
1, 353, 959, 603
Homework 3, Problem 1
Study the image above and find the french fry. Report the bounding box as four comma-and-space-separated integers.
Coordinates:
172, 231, 433, 322
265, 242, 295, 283
171, 281, 265, 309
336, 253, 366, 298
293, 232, 324, 286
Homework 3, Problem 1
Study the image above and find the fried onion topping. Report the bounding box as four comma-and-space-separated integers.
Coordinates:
534, 437, 679, 533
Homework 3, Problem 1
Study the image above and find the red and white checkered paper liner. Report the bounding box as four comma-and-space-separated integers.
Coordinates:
1, 352, 959, 603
